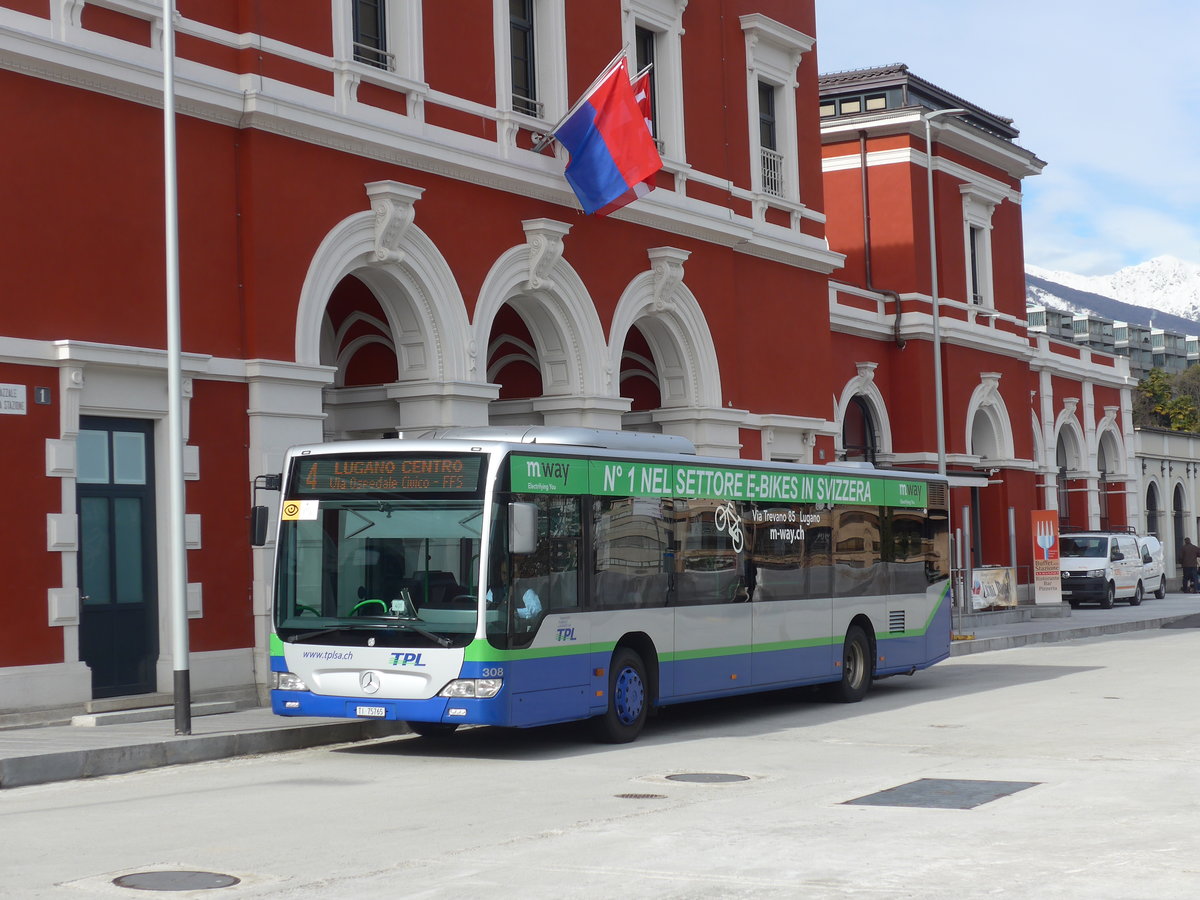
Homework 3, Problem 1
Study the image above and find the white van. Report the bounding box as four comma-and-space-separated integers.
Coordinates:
1059, 530, 1145, 608
1138, 535, 1165, 599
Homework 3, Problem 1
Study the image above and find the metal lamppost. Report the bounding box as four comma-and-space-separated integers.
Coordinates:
923, 107, 968, 477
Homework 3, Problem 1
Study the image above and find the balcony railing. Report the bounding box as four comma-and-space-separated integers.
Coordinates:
760, 147, 784, 197
512, 94, 544, 118
352, 42, 395, 71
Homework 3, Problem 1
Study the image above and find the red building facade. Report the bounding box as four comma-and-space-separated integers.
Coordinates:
0, 2, 1132, 717
819, 65, 1135, 577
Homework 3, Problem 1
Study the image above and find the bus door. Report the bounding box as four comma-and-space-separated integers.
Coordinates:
750, 506, 834, 687
501, 495, 590, 726
671, 499, 752, 696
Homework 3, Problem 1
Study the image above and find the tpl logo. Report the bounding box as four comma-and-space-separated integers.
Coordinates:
389, 652, 427, 667
555, 627, 576, 642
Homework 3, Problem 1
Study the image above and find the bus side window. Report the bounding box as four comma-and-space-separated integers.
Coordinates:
593, 497, 671, 609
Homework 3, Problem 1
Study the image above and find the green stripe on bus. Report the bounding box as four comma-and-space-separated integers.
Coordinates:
511, 455, 930, 509
270, 633, 284, 656
465, 639, 614, 663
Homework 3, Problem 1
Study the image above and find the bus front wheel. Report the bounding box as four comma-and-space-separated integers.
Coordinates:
591, 648, 648, 744
827, 625, 872, 703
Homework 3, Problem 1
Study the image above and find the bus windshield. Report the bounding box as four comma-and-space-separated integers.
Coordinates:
274, 498, 484, 648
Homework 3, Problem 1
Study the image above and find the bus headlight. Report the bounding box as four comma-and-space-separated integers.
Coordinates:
439, 678, 503, 699
273, 672, 308, 691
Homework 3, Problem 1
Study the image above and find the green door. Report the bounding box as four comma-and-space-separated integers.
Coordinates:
77, 418, 158, 698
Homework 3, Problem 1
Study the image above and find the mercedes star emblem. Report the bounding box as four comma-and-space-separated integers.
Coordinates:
360, 671, 381, 694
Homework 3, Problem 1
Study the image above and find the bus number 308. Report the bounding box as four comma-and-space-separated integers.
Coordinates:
481, 667, 505, 678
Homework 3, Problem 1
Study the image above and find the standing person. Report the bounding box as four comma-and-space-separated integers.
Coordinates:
1180, 537, 1200, 593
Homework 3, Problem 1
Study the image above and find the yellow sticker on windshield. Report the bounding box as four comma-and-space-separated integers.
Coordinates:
281, 499, 319, 521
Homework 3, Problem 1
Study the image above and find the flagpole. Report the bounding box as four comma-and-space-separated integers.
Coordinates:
531, 47, 629, 153
163, 0, 191, 735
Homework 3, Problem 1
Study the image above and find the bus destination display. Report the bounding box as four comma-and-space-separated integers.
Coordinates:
292, 455, 483, 495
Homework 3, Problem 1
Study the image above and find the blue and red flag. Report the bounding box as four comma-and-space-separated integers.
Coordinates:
554, 58, 662, 216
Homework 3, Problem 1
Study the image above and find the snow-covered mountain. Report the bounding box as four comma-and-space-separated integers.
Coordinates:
1026, 256, 1200, 334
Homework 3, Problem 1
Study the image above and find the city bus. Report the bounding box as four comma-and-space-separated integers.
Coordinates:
260, 426, 952, 742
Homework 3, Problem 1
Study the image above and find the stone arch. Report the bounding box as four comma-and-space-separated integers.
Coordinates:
1145, 479, 1163, 537
1053, 406, 1086, 472
964, 373, 1014, 464
832, 362, 893, 460
1030, 410, 1046, 469
608, 248, 721, 409
1095, 423, 1125, 478
472, 219, 608, 399
295, 182, 472, 383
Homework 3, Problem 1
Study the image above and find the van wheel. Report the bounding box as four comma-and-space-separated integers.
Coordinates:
1155, 577, 1166, 600
1128, 582, 1143, 607
1100, 583, 1115, 609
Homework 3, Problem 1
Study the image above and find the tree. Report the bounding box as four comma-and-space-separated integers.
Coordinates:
1134, 368, 1199, 432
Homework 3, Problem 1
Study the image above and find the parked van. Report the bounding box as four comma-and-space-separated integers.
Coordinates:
1138, 534, 1166, 599
1059, 530, 1144, 608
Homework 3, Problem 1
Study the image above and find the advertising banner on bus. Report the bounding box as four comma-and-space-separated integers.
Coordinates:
510, 455, 929, 509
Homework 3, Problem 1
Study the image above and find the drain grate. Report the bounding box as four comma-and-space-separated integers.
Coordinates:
615, 793, 667, 800
665, 773, 750, 784
844, 778, 1040, 810
113, 871, 240, 892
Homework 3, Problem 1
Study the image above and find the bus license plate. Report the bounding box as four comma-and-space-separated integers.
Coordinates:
355, 706, 386, 718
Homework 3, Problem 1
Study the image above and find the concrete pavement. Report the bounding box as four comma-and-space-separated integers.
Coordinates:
2, 592, 1197, 790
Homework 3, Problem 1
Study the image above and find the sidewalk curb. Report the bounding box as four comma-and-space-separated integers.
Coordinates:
949, 613, 1190, 656
0, 721, 401, 790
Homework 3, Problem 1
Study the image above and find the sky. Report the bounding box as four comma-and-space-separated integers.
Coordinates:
814, 0, 1200, 276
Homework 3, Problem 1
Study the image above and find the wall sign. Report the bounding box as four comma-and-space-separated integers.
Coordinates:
0, 384, 27, 415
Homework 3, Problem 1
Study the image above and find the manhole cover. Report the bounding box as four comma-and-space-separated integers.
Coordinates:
113, 871, 240, 891
665, 773, 749, 784
615, 793, 667, 800
845, 778, 1040, 810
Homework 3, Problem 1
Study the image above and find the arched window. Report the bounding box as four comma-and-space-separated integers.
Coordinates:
1055, 436, 1071, 524
1146, 483, 1160, 538
842, 396, 876, 463
1174, 483, 1187, 564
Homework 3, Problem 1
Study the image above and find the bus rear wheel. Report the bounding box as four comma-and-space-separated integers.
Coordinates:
826, 625, 872, 703
591, 648, 648, 743
406, 721, 459, 738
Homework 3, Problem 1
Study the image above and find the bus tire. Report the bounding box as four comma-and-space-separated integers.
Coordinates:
591, 648, 649, 744
406, 721, 459, 738
827, 625, 872, 703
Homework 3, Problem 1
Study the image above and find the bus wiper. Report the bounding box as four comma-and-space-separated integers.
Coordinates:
284, 621, 451, 648
285, 624, 379, 643
393, 619, 453, 647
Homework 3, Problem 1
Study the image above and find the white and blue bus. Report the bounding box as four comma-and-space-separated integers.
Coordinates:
263, 426, 951, 742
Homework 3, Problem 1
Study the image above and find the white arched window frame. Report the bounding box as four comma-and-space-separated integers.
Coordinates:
739, 14, 812, 205
960, 182, 1005, 309
492, 0, 566, 127
621, 0, 688, 163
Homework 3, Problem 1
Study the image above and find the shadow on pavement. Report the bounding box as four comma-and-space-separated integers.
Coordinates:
333, 658, 1098, 762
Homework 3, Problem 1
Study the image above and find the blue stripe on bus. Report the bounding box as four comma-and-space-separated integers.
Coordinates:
274, 589, 952, 728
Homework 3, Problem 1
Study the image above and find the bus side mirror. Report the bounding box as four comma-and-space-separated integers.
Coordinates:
509, 502, 538, 555
251, 505, 270, 547
250, 473, 282, 547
